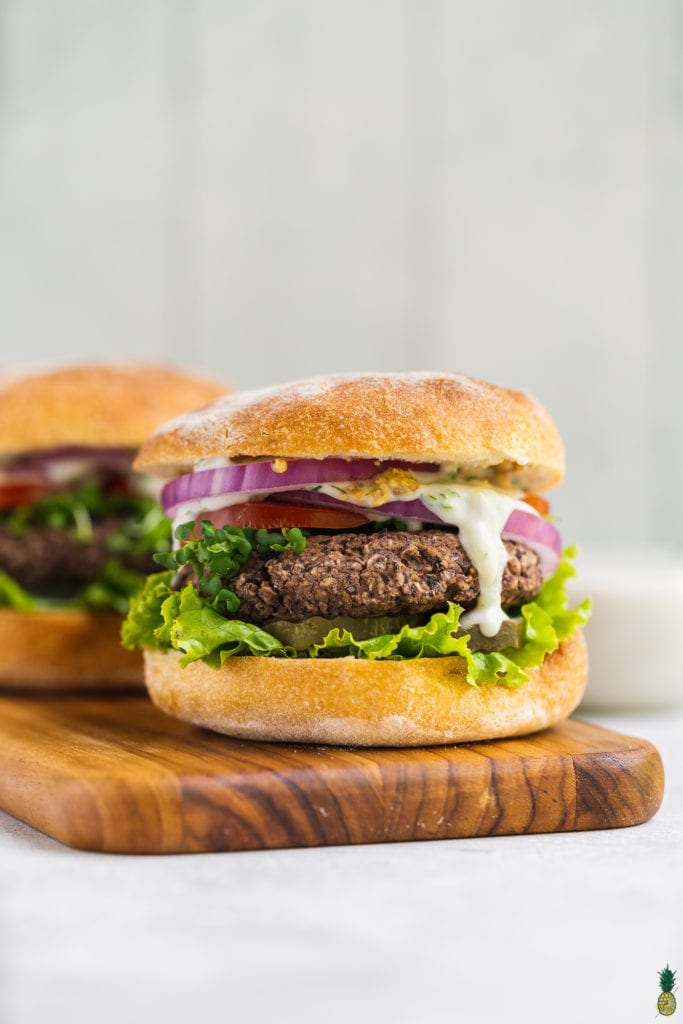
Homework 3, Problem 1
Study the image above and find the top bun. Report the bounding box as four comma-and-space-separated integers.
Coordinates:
0, 363, 227, 458
135, 372, 564, 491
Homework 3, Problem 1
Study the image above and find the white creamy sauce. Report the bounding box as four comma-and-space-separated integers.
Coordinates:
43, 458, 94, 484
420, 486, 529, 636
22, 456, 159, 498
171, 491, 263, 537
194, 456, 239, 471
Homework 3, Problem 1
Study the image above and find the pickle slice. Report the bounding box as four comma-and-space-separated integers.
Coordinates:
264, 613, 524, 652
265, 615, 423, 649
454, 617, 523, 652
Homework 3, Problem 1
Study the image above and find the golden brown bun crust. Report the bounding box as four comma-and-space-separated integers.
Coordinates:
0, 363, 227, 457
144, 629, 587, 747
0, 609, 143, 690
135, 372, 564, 490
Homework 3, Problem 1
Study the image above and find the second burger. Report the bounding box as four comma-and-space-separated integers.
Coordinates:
0, 362, 226, 689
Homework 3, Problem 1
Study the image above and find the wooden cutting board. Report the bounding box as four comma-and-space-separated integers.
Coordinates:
0, 695, 664, 854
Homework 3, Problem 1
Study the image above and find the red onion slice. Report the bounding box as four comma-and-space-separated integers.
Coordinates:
270, 489, 444, 524
501, 509, 562, 578
162, 458, 437, 515
9, 445, 136, 474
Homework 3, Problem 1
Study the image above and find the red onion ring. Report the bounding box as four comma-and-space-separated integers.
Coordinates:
270, 489, 444, 524
501, 509, 562, 578
9, 445, 135, 473
162, 458, 437, 515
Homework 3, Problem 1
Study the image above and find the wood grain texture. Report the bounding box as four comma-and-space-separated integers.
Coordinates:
0, 696, 664, 854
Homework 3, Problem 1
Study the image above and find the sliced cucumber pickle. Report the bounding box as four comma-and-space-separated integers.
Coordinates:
265, 612, 524, 652
454, 617, 523, 652
265, 615, 423, 649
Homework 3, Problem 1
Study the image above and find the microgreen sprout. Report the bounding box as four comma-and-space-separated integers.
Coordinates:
154, 520, 308, 618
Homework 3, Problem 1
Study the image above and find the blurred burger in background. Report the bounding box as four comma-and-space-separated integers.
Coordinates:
0, 363, 226, 689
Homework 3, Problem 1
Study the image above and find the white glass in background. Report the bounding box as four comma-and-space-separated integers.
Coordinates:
567, 546, 683, 710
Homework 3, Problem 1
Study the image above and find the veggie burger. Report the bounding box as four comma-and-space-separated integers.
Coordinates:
125, 372, 590, 745
0, 363, 225, 689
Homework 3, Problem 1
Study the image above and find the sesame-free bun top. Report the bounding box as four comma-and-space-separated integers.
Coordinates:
136, 372, 565, 491
0, 363, 227, 458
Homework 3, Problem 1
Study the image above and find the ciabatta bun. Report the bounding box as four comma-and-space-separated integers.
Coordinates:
0, 363, 226, 457
0, 609, 142, 690
135, 372, 565, 492
144, 630, 587, 747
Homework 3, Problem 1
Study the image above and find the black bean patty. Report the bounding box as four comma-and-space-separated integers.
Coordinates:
0, 521, 157, 598
230, 528, 542, 624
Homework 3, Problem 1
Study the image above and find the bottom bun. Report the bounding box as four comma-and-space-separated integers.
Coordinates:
144, 629, 587, 746
0, 609, 143, 690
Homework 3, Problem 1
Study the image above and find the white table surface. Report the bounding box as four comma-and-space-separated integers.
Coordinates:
1, 706, 681, 1024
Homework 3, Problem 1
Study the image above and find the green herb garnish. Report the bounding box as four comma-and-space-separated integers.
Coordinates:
153, 519, 307, 618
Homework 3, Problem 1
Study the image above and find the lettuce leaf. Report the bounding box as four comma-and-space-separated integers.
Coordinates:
0, 561, 146, 615
122, 549, 591, 688
121, 570, 176, 648
76, 560, 147, 614
165, 584, 293, 666
0, 570, 43, 610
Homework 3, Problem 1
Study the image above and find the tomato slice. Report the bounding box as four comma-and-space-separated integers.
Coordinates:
0, 476, 53, 510
523, 493, 550, 516
194, 502, 370, 531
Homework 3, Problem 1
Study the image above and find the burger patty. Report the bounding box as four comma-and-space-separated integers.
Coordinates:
0, 521, 157, 598
230, 529, 542, 624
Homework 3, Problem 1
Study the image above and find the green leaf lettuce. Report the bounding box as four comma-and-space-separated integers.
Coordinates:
0, 561, 147, 615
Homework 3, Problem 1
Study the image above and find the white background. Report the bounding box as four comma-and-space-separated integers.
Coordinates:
1, 1, 682, 548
